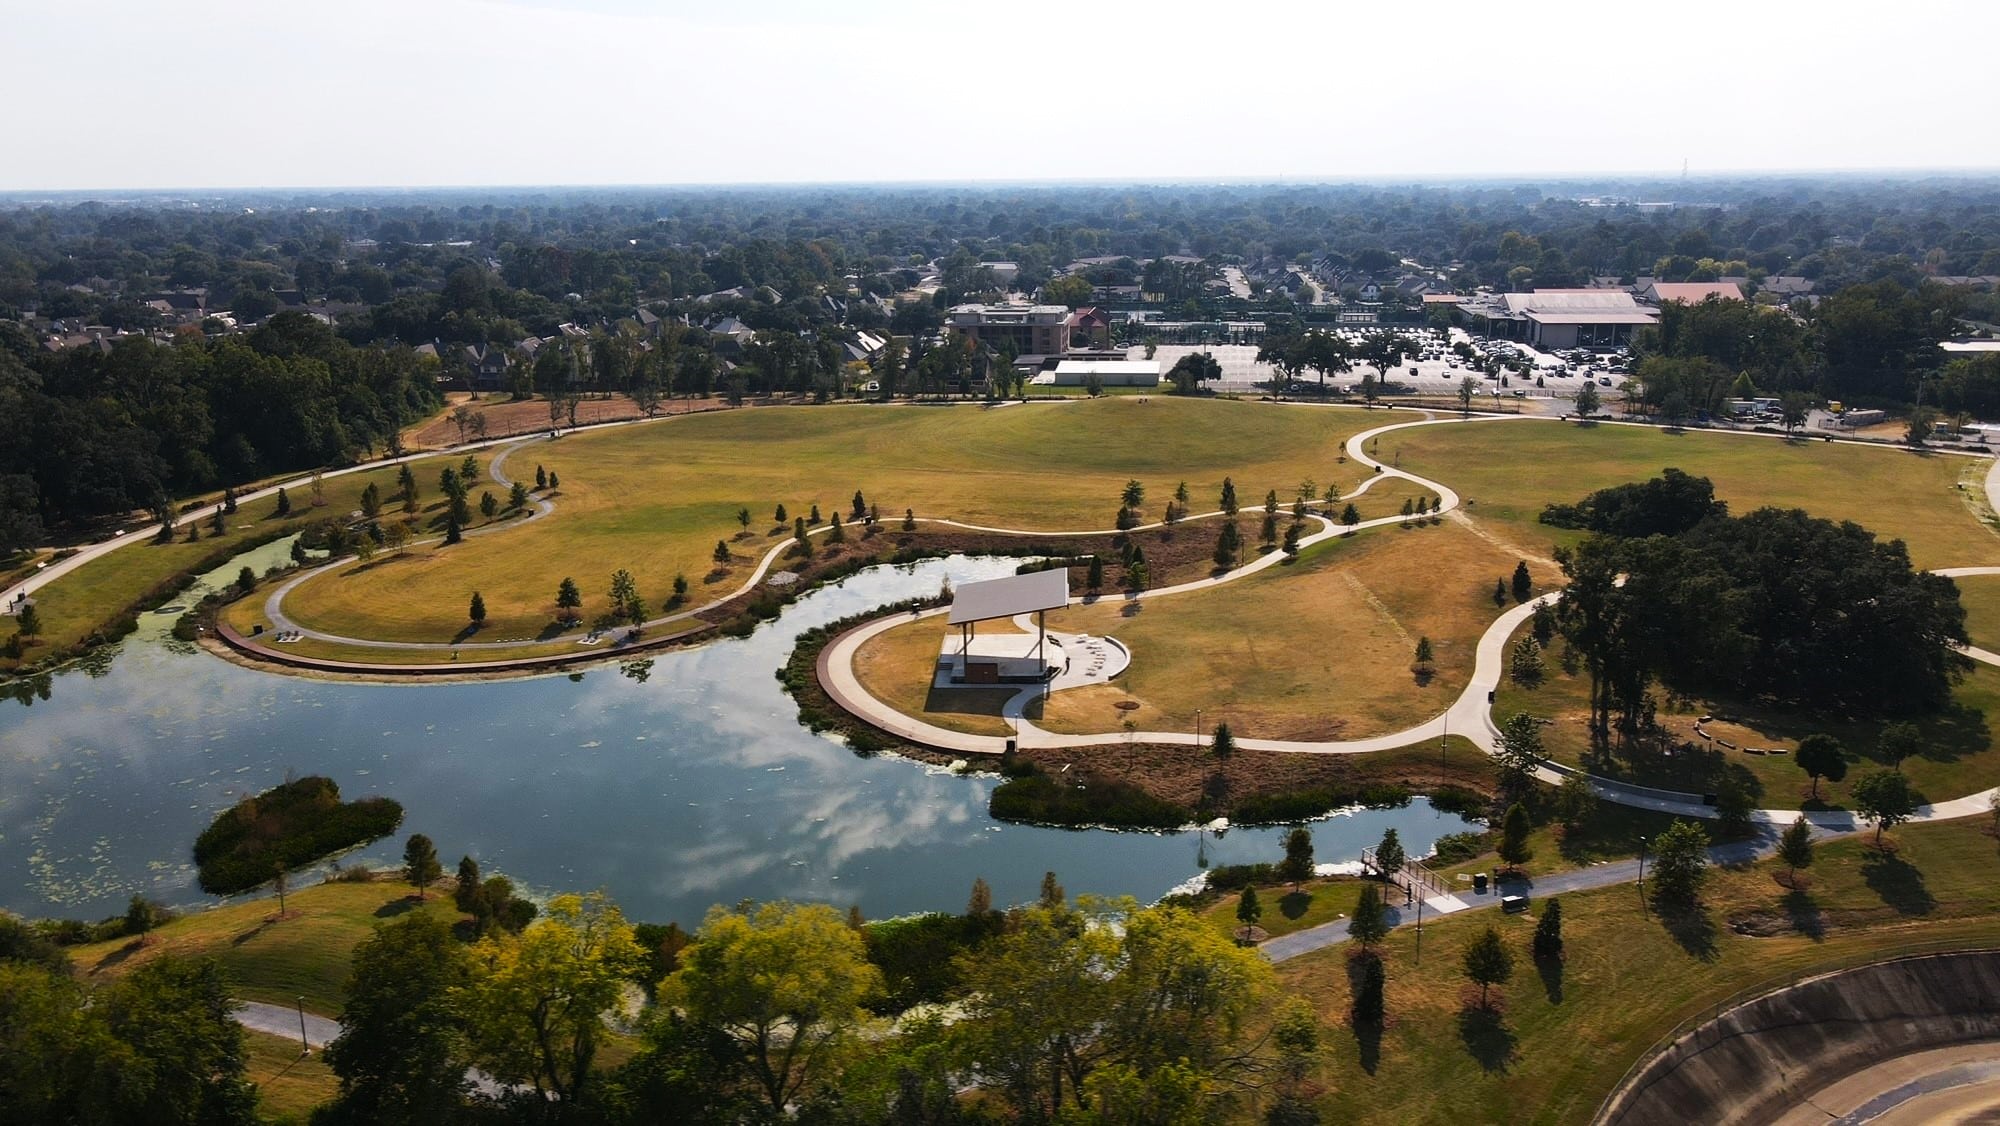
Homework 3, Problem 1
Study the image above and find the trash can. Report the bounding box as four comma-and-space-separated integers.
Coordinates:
1473, 872, 1489, 894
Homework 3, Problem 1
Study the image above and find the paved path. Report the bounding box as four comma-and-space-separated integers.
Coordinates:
236, 1000, 514, 1099
1261, 829, 1787, 963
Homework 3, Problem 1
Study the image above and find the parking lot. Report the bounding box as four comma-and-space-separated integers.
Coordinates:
1139, 329, 1634, 405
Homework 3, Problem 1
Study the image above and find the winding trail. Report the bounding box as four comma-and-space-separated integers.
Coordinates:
820, 408, 2000, 839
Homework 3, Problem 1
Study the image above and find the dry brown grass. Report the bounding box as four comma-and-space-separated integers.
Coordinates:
851, 618, 1018, 737
1022, 521, 1559, 740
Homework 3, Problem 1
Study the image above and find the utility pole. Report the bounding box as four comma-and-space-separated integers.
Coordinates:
296, 995, 310, 1056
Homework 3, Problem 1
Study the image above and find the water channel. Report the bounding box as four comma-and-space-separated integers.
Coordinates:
0, 549, 1479, 926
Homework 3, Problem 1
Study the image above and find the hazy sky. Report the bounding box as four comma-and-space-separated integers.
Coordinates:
5, 0, 1995, 191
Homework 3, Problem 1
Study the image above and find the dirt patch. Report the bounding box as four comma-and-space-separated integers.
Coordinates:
403, 394, 738, 450
1011, 741, 1488, 813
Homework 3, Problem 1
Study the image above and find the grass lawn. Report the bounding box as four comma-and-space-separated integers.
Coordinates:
851, 618, 1020, 737
1276, 815, 2000, 1125
1031, 521, 1560, 740
1958, 573, 2000, 652
1393, 419, 2000, 571
246, 1029, 337, 1124
66, 877, 464, 1015
7, 453, 463, 673
1201, 877, 1369, 943
274, 400, 1407, 646
1494, 618, 2000, 809
1426, 802, 1694, 885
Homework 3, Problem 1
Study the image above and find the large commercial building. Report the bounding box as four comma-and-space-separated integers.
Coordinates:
945, 303, 1112, 355
1475, 289, 1660, 349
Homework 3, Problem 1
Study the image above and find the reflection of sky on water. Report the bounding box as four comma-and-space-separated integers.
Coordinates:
0, 556, 1477, 925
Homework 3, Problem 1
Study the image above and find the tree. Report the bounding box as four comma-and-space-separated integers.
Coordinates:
902, 508, 916, 531
1851, 769, 1918, 845
968, 876, 994, 916
1087, 554, 1104, 591
1493, 577, 1508, 606
1553, 771, 1598, 830
1511, 560, 1533, 602
124, 894, 157, 944
507, 480, 528, 510
1220, 477, 1238, 516
1413, 636, 1434, 669
1281, 520, 1302, 556
1574, 380, 1601, 417
1211, 721, 1235, 758
828, 511, 845, 543
1458, 374, 1480, 414
609, 569, 638, 621
1280, 827, 1314, 889
468, 591, 485, 628
665, 901, 882, 1116
462, 892, 643, 1106
1779, 390, 1813, 434
1713, 772, 1755, 836
1166, 351, 1222, 395
548, 471, 561, 489
402, 834, 441, 900
1040, 871, 1066, 909
1497, 803, 1534, 871
96, 957, 259, 1124
1796, 733, 1848, 800
1778, 816, 1815, 886
324, 914, 472, 1124
479, 491, 498, 520
1213, 519, 1241, 569
274, 486, 291, 516
1649, 819, 1710, 910
1236, 885, 1262, 933
556, 577, 582, 621
851, 490, 867, 521
1531, 898, 1564, 962
454, 855, 483, 915
713, 539, 731, 565
1510, 635, 1544, 684
1878, 721, 1922, 770
1375, 827, 1405, 876
1494, 712, 1545, 795
1340, 502, 1360, 527
442, 512, 462, 545
1462, 926, 1514, 1009
1348, 883, 1388, 949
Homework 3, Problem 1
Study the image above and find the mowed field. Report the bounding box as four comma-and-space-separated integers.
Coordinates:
1275, 815, 2000, 1125
277, 399, 1406, 644
1025, 521, 1560, 740
1393, 420, 2000, 570
1957, 574, 2000, 652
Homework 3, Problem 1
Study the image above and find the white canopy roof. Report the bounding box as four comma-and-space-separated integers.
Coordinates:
947, 568, 1071, 626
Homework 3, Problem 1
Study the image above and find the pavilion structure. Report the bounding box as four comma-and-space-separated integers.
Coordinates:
941, 568, 1071, 685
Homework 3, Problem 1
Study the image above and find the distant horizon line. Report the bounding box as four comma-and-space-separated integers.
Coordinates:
5, 166, 2000, 199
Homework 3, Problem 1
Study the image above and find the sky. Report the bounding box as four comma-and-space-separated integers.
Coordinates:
4, 0, 1997, 191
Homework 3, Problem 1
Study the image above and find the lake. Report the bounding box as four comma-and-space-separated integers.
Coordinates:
0, 551, 1479, 927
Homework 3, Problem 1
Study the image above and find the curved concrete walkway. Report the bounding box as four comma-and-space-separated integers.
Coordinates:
819, 408, 2000, 833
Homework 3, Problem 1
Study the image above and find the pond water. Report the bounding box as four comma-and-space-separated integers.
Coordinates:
0, 551, 1479, 927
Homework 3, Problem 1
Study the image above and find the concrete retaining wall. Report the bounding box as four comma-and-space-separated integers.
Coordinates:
1599, 950, 2000, 1125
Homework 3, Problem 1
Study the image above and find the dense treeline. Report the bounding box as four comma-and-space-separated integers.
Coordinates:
1549, 472, 1971, 730
0, 311, 439, 548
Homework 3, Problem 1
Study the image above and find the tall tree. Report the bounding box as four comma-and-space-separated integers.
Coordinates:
1348, 883, 1388, 949
1851, 769, 1918, 845
402, 834, 441, 900
1777, 816, 1815, 886
1280, 827, 1314, 889
1796, 734, 1847, 800
324, 914, 472, 1125
1649, 819, 1710, 910
461, 892, 644, 1106
666, 901, 883, 1116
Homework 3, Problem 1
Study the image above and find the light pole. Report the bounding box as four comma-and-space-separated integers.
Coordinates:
1637, 835, 1649, 915
296, 995, 310, 1056
1195, 708, 1203, 749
